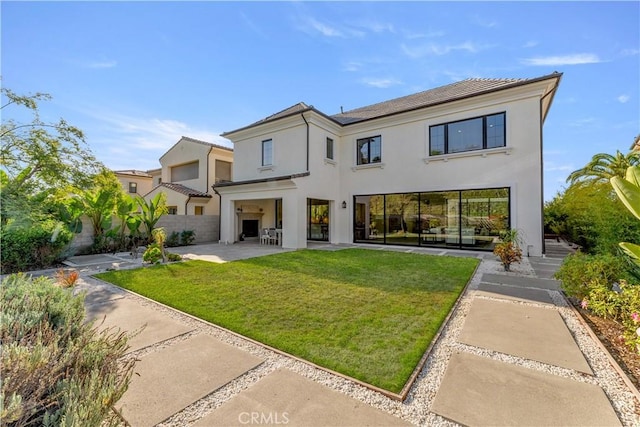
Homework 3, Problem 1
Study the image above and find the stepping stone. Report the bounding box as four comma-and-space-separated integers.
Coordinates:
481, 273, 560, 291
194, 369, 410, 427
476, 282, 554, 305
117, 334, 263, 427
458, 299, 592, 374
86, 298, 193, 352
432, 352, 621, 426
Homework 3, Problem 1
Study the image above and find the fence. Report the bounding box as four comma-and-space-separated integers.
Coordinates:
69, 215, 220, 251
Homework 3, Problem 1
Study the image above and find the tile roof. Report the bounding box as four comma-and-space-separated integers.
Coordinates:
223, 72, 561, 135
153, 182, 211, 198
331, 75, 560, 125
179, 136, 234, 152
114, 169, 153, 178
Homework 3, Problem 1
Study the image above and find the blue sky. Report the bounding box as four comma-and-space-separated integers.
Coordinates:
2, 1, 638, 200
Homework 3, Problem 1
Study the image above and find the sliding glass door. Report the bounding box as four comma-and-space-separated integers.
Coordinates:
307, 199, 329, 241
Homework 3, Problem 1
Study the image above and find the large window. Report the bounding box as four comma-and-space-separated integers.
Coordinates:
262, 139, 273, 166
353, 188, 510, 251
357, 136, 381, 165
171, 161, 199, 182
429, 113, 505, 156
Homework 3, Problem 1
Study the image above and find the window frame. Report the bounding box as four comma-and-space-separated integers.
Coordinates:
262, 139, 273, 166
356, 135, 382, 165
326, 137, 334, 160
128, 182, 137, 194
429, 112, 506, 156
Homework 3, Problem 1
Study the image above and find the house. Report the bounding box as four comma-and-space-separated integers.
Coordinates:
144, 136, 233, 216
114, 170, 154, 196
214, 72, 562, 256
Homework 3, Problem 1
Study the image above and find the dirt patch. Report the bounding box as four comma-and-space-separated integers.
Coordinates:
571, 300, 640, 391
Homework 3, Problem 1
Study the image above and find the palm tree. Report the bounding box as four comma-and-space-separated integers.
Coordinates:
566, 150, 640, 185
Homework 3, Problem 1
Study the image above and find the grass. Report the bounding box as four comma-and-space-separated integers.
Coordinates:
95, 248, 478, 393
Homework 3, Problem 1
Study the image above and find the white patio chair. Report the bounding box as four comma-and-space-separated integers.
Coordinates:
260, 228, 271, 245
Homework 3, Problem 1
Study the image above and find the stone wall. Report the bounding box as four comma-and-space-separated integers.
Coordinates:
70, 215, 219, 251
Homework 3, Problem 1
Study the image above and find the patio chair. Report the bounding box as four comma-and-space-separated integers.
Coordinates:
267, 228, 278, 245
260, 228, 271, 245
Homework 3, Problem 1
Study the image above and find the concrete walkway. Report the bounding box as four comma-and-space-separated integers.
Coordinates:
65, 240, 637, 426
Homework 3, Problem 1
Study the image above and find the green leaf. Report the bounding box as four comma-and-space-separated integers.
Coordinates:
611, 175, 640, 220
625, 165, 640, 187
619, 242, 640, 267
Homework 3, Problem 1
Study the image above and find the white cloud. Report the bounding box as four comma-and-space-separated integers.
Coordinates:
308, 18, 343, 37
523, 41, 538, 48
567, 117, 597, 127
617, 94, 630, 103
360, 77, 402, 88
87, 111, 231, 170
401, 41, 490, 58
85, 60, 117, 69
343, 61, 362, 72
521, 53, 601, 66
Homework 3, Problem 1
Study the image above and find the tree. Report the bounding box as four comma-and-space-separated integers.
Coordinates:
136, 192, 168, 241
1, 86, 102, 224
611, 165, 640, 268
567, 150, 640, 186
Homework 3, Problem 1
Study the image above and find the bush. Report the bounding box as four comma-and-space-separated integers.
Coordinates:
180, 230, 195, 246
0, 220, 73, 274
0, 274, 135, 425
142, 244, 163, 264
166, 231, 181, 247
555, 252, 630, 299
167, 252, 182, 262
583, 279, 640, 353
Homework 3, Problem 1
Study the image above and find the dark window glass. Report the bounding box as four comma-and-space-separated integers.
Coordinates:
326, 138, 334, 160
357, 136, 381, 165
448, 117, 483, 153
429, 112, 506, 155
486, 113, 505, 148
262, 139, 273, 166
128, 182, 137, 194
430, 125, 445, 155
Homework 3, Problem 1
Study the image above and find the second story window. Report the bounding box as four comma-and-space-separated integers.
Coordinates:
429, 112, 505, 156
326, 137, 334, 160
171, 160, 199, 182
128, 182, 137, 194
262, 139, 273, 166
357, 136, 381, 165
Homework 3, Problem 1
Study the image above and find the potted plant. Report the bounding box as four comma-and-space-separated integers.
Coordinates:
493, 229, 522, 271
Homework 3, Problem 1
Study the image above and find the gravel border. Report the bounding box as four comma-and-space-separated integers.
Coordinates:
81, 254, 640, 426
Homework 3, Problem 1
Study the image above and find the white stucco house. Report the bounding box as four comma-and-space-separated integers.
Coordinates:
215, 72, 562, 256
144, 136, 233, 216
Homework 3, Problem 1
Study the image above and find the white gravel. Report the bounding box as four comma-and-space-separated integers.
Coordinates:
82, 254, 640, 426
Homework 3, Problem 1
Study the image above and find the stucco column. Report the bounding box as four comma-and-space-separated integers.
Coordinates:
219, 197, 235, 244
281, 192, 307, 249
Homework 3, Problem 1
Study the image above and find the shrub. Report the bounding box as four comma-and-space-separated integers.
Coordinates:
55, 269, 79, 288
180, 230, 195, 246
142, 245, 163, 264
583, 279, 640, 353
166, 231, 181, 247
493, 229, 522, 271
0, 273, 135, 425
0, 220, 73, 274
555, 252, 629, 299
167, 252, 182, 262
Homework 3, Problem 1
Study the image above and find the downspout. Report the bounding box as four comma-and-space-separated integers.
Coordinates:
301, 112, 309, 172
185, 195, 192, 215
206, 146, 213, 194
539, 76, 561, 256
212, 186, 222, 242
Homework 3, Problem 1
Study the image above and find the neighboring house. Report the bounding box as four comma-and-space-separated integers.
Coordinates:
144, 136, 233, 216
215, 72, 562, 256
114, 170, 154, 196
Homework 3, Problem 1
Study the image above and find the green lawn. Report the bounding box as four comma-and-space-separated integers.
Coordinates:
95, 248, 478, 393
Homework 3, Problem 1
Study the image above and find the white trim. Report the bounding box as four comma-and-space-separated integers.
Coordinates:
351, 162, 385, 172
324, 158, 337, 166
257, 165, 276, 172
423, 146, 512, 164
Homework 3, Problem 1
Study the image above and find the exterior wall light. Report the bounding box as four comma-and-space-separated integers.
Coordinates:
342, 201, 347, 209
